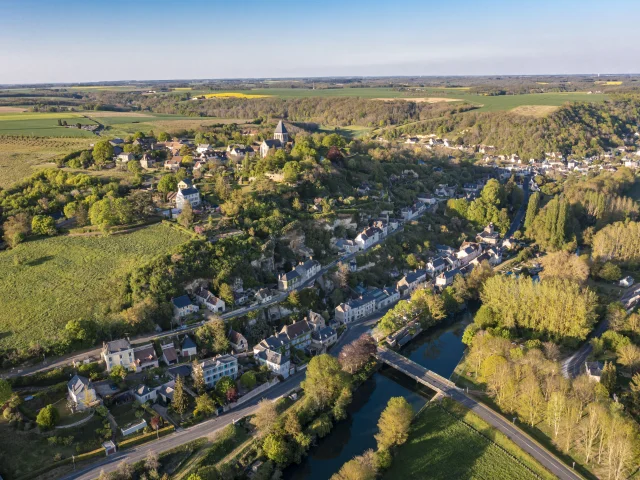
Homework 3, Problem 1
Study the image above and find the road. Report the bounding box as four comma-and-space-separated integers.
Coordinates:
378, 348, 582, 480
561, 318, 609, 378
504, 175, 530, 240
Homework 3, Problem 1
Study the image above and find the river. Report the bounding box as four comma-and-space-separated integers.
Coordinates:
284, 313, 471, 480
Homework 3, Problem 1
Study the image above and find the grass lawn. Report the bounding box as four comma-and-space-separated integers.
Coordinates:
110, 403, 144, 431
0, 223, 192, 353
318, 124, 374, 139
383, 399, 555, 480
0, 136, 93, 188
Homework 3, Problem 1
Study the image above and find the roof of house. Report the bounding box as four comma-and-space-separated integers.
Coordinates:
161, 344, 178, 363
177, 187, 199, 197
181, 335, 197, 351
157, 382, 175, 400
312, 326, 337, 341
199, 353, 237, 369
258, 349, 289, 365
180, 178, 193, 188
195, 287, 222, 305
104, 338, 131, 354
405, 270, 426, 284
439, 268, 461, 280
585, 361, 604, 376
280, 320, 312, 341
168, 364, 192, 378
135, 384, 153, 396
281, 270, 302, 281
68, 375, 91, 395
134, 344, 157, 365
228, 329, 247, 345
262, 139, 283, 148
172, 295, 194, 309
275, 120, 288, 134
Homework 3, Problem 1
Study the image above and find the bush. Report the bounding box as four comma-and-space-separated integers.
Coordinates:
240, 371, 257, 390
598, 262, 622, 282
36, 404, 59, 430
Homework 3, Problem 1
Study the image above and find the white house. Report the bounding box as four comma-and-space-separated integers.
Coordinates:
620, 276, 635, 288
255, 349, 291, 378
172, 295, 199, 318
102, 339, 135, 372
396, 270, 428, 297
196, 144, 211, 154
176, 185, 201, 210
67, 375, 98, 410
436, 268, 461, 287
585, 361, 603, 382
180, 336, 198, 358
134, 384, 157, 404
335, 292, 376, 323
476, 223, 500, 245
355, 227, 381, 250
228, 329, 248, 353
311, 326, 338, 353
194, 287, 226, 313
161, 343, 178, 365
195, 354, 239, 388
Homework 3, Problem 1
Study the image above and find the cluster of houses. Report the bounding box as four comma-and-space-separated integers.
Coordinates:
278, 259, 322, 291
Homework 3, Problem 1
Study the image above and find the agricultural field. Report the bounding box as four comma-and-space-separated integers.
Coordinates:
383, 400, 555, 480
318, 124, 374, 139
0, 223, 192, 353
0, 136, 93, 188
0, 112, 97, 138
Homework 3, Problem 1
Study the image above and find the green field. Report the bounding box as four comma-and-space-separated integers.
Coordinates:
0, 223, 192, 353
0, 136, 93, 188
383, 400, 555, 480
0, 112, 97, 137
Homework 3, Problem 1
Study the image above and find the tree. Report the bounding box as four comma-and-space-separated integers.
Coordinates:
598, 262, 622, 282
336, 263, 350, 289
592, 221, 640, 267
2, 213, 31, 248
331, 450, 378, 480
600, 361, 616, 394
339, 334, 376, 373
195, 318, 229, 355
92, 140, 114, 167
194, 394, 216, 418
252, 399, 278, 436
218, 283, 234, 307
524, 191, 540, 232
31, 215, 56, 236
262, 434, 289, 465
0, 379, 12, 405
302, 354, 351, 409
240, 371, 257, 389
173, 375, 188, 416
36, 404, 59, 429
617, 343, 640, 373
178, 200, 194, 228
157, 132, 171, 142
192, 360, 205, 394
215, 376, 236, 398
144, 450, 159, 474
539, 251, 589, 285
375, 396, 414, 450
157, 174, 178, 200
110, 364, 127, 382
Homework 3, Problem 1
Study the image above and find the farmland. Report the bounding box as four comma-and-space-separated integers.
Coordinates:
0, 112, 97, 138
383, 400, 555, 480
0, 136, 93, 188
0, 223, 192, 353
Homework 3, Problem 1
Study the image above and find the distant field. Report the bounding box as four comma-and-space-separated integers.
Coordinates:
383, 401, 554, 480
509, 105, 560, 117
0, 112, 97, 137
0, 223, 192, 353
201, 92, 271, 99
318, 124, 374, 139
0, 136, 93, 188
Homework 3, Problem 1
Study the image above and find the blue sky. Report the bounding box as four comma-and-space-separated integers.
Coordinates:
1, 0, 639, 84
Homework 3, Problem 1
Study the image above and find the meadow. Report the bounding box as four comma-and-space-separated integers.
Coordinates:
0, 223, 192, 353
0, 112, 97, 138
0, 136, 93, 188
383, 400, 555, 480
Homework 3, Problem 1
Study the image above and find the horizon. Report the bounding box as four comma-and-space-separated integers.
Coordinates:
2, 0, 640, 84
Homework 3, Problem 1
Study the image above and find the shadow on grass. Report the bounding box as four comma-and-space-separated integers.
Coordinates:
26, 255, 54, 266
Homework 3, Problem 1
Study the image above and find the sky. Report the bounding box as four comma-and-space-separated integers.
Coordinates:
1, 0, 640, 84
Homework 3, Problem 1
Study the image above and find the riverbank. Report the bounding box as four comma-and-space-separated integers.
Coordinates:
383, 398, 556, 480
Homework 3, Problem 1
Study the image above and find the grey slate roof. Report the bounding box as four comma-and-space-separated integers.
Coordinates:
172, 295, 194, 309
68, 375, 91, 395
104, 338, 131, 354
275, 120, 288, 134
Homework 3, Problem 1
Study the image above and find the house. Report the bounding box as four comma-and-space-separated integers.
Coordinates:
254, 320, 313, 355
426, 257, 447, 276
620, 276, 635, 288
305, 310, 326, 331
396, 270, 428, 297
194, 287, 226, 313
435, 268, 461, 287
585, 361, 604, 382
164, 157, 182, 172
256, 288, 275, 304
400, 202, 426, 221
311, 326, 338, 353
196, 144, 211, 154
178, 178, 193, 190
295, 259, 321, 280
255, 349, 291, 378
621, 284, 640, 312
140, 154, 156, 170
133, 344, 159, 372
67, 375, 98, 410
172, 295, 199, 318
194, 354, 238, 388
180, 335, 198, 358
369, 287, 400, 309
355, 227, 381, 250
228, 329, 248, 353
335, 238, 359, 255
102, 339, 135, 372
278, 269, 302, 291
335, 293, 376, 323
121, 419, 147, 437
176, 185, 201, 210
157, 381, 175, 404
476, 223, 500, 245
134, 384, 157, 404
456, 242, 482, 266
161, 342, 178, 365
117, 152, 134, 163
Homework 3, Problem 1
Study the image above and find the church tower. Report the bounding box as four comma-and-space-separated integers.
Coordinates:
274, 120, 288, 144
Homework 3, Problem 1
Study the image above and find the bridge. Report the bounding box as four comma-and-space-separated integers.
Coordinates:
376, 347, 583, 480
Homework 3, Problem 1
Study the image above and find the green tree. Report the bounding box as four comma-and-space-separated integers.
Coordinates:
157, 132, 171, 142
92, 140, 114, 167
215, 376, 236, 397
31, 215, 56, 236
173, 375, 188, 416
240, 371, 257, 389
194, 394, 216, 417
262, 434, 289, 465
0, 379, 12, 405
192, 360, 205, 394
600, 361, 617, 394
157, 174, 178, 199
110, 365, 127, 382
302, 355, 351, 409
36, 404, 59, 430
523, 191, 540, 232
598, 262, 622, 282
218, 283, 234, 307
2, 213, 31, 248
178, 200, 194, 227
375, 396, 413, 450
252, 399, 278, 437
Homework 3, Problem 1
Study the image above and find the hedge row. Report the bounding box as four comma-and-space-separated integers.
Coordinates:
118, 425, 175, 449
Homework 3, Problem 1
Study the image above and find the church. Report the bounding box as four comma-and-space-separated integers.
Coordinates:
260, 120, 289, 158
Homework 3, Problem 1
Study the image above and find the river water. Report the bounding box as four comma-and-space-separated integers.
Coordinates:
284, 314, 470, 480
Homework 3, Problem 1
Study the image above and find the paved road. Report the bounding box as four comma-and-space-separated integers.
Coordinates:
561, 319, 609, 378
378, 348, 582, 480
504, 175, 530, 240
